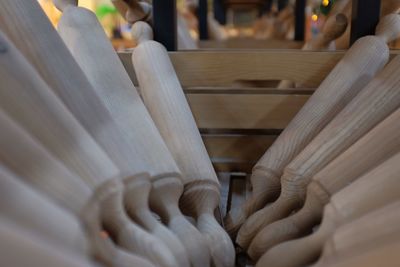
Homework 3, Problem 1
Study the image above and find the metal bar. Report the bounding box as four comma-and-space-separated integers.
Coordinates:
198, 0, 209, 40
152, 0, 177, 51
294, 0, 306, 41
213, 0, 227, 25
350, 0, 381, 45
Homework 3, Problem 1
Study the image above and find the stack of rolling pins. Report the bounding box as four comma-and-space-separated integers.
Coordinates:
0, 0, 400, 267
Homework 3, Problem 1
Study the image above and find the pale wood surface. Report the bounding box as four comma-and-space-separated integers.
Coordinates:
56, 4, 198, 267
257, 150, 400, 267
317, 201, 400, 266
132, 21, 234, 267
0, 164, 88, 255
227, 15, 400, 239
254, 105, 400, 267
0, 219, 101, 267
244, 49, 400, 259
198, 39, 303, 49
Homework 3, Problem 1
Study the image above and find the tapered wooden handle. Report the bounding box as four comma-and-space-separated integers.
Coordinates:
225, 14, 392, 234
0, 164, 88, 255
124, 174, 190, 267
132, 21, 233, 267
240, 52, 400, 256
53, 0, 77, 11
375, 13, 400, 43
111, 0, 152, 23
93, 178, 178, 267
256, 202, 338, 267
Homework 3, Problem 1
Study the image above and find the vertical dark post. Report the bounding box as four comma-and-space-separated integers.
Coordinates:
213, 0, 226, 25
294, 0, 306, 41
198, 0, 209, 40
350, 0, 381, 45
153, 0, 177, 51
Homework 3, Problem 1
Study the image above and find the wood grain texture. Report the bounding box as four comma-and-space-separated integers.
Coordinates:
244, 49, 400, 259
0, 219, 101, 267
0, 15, 174, 266
257, 150, 400, 267
187, 93, 309, 129
198, 39, 303, 49
0, 31, 118, 188
132, 21, 234, 267
0, 164, 88, 255
316, 201, 400, 267
252, 105, 400, 267
56, 5, 197, 267
227, 15, 400, 238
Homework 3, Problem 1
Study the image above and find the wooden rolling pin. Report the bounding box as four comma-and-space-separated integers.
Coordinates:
314, 201, 400, 267
110, 0, 152, 24
0, 2, 199, 266
131, 21, 235, 267
55, 3, 203, 267
225, 14, 400, 237
246, 105, 400, 267
0, 219, 100, 267
0, 164, 88, 255
243, 48, 400, 259
0, 109, 155, 267
0, 30, 176, 267
277, 13, 348, 89
317, 240, 400, 267
256, 150, 400, 267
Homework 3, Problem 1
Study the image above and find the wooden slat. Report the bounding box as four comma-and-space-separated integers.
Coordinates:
203, 134, 276, 161
121, 50, 344, 87
121, 50, 400, 88
187, 93, 310, 129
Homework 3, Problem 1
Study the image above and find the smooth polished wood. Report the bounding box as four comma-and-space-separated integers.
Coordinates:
315, 201, 400, 267
0, 164, 88, 255
132, 21, 235, 267
257, 150, 400, 267
0, 26, 174, 267
56, 4, 192, 267
0, 110, 156, 267
0, 219, 102, 267
244, 49, 400, 259
251, 105, 400, 267
227, 14, 400, 238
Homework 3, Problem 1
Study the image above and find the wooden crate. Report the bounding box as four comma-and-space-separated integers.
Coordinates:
119, 49, 400, 174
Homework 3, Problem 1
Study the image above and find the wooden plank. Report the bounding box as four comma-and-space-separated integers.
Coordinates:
203, 134, 276, 161
187, 93, 310, 129
121, 50, 400, 88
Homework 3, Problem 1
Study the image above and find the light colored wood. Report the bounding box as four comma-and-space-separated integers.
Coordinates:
257, 150, 400, 267
178, 14, 198, 50
132, 21, 235, 267
243, 50, 400, 259
0, 109, 156, 267
0, 164, 88, 255
277, 13, 348, 89
318, 240, 400, 267
0, 219, 101, 267
315, 201, 400, 267
227, 14, 400, 238
187, 93, 309, 129
198, 39, 303, 49
120, 50, 344, 88
56, 4, 197, 267
0, 25, 175, 267
250, 105, 400, 267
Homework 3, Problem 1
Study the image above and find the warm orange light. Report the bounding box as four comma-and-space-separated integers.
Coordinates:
311, 14, 318, 21
322, 0, 330, 6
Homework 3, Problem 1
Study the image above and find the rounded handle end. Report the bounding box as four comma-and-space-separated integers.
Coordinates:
52, 0, 78, 12
375, 14, 400, 43
131, 21, 154, 44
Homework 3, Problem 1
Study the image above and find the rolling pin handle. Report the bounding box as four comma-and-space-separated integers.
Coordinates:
375, 14, 400, 43
131, 21, 154, 44
52, 0, 78, 12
